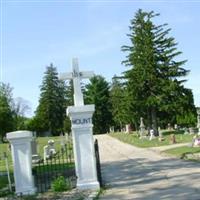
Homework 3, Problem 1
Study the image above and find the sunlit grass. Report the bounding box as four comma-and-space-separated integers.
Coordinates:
164, 146, 200, 159
109, 131, 193, 148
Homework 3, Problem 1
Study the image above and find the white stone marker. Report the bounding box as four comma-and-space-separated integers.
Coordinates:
6, 131, 36, 195
60, 58, 99, 190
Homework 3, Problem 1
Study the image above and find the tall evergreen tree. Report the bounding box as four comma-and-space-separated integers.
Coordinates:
0, 83, 15, 141
85, 75, 112, 134
122, 9, 195, 132
64, 80, 73, 133
35, 64, 66, 135
110, 76, 129, 130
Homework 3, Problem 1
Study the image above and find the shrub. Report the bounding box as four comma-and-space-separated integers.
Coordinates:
51, 176, 71, 192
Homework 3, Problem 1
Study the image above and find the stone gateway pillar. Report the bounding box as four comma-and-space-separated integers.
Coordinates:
60, 58, 100, 190
67, 105, 99, 190
6, 131, 36, 195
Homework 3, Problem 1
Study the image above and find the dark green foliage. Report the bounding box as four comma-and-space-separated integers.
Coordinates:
110, 76, 129, 130
85, 75, 112, 134
51, 176, 71, 192
63, 80, 73, 133
0, 83, 15, 141
34, 64, 66, 135
121, 9, 196, 130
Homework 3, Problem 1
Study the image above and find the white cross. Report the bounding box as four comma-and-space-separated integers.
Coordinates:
60, 58, 94, 106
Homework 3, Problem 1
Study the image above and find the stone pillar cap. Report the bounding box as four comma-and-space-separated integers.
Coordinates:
7, 131, 33, 140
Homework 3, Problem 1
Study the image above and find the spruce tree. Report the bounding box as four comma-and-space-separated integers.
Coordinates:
85, 75, 112, 134
35, 64, 66, 135
110, 76, 129, 130
122, 9, 195, 132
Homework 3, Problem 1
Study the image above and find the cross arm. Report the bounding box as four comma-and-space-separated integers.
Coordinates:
59, 72, 73, 80
80, 71, 95, 79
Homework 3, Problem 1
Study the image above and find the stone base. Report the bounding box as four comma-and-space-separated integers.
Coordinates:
16, 186, 37, 195
77, 181, 100, 190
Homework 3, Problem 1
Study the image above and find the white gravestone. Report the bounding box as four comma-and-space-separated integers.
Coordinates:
149, 129, 155, 140
109, 126, 114, 133
6, 131, 36, 195
43, 140, 56, 161
43, 145, 50, 161
125, 124, 131, 133
60, 58, 99, 190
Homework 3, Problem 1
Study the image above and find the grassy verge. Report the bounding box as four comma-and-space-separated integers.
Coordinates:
164, 146, 200, 159
109, 131, 193, 148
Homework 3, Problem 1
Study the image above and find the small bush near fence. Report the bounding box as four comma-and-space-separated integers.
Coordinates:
51, 176, 72, 192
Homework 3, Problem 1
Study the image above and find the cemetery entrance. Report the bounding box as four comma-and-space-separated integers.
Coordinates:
33, 141, 76, 193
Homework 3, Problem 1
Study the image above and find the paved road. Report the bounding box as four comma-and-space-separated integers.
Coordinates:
96, 134, 200, 200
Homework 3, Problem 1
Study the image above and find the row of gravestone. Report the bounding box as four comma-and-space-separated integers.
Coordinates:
31, 133, 71, 164
109, 109, 200, 137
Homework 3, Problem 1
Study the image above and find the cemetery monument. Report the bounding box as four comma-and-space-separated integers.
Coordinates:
139, 117, 146, 138
60, 58, 100, 190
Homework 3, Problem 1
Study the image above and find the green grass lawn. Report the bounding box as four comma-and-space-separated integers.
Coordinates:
0, 136, 72, 172
109, 130, 194, 148
164, 146, 200, 159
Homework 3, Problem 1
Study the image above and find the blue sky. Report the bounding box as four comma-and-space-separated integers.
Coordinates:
1, 0, 200, 116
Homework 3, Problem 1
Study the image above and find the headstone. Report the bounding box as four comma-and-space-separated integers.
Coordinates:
43, 140, 56, 161
60, 58, 99, 190
43, 145, 50, 161
109, 126, 114, 133
139, 117, 145, 138
158, 128, 165, 141
6, 131, 36, 195
167, 123, 172, 130
170, 134, 176, 144
125, 124, 131, 133
149, 129, 155, 140
193, 135, 200, 147
189, 127, 196, 135
31, 138, 41, 164
48, 139, 56, 155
